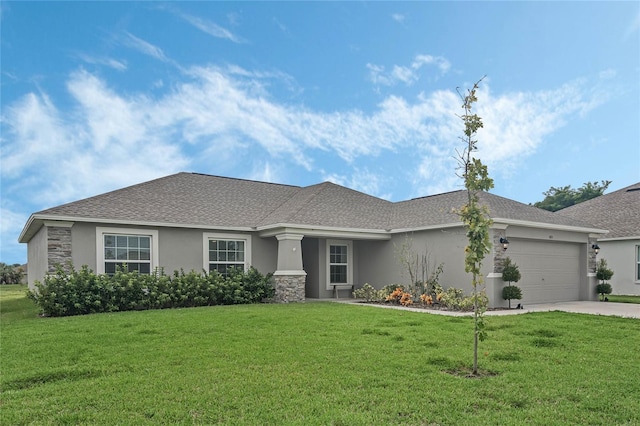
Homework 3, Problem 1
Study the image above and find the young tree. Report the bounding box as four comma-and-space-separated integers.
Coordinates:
456, 77, 493, 375
501, 257, 522, 309
595, 258, 614, 301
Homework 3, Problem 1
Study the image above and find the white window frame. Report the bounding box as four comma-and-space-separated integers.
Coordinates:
96, 227, 159, 274
326, 239, 353, 290
203, 232, 252, 275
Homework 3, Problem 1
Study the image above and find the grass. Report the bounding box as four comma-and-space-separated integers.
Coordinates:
2, 284, 640, 425
608, 294, 640, 304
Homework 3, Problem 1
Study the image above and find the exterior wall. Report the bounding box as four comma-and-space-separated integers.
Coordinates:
67, 222, 278, 275
357, 228, 472, 295
598, 240, 640, 296
27, 225, 48, 289
302, 237, 320, 298
71, 222, 98, 270
251, 235, 278, 275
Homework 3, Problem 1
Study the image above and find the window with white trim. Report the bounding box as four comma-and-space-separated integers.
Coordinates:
326, 240, 353, 289
96, 228, 159, 275
203, 233, 251, 276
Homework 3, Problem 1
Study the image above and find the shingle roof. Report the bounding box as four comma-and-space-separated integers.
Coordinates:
257, 182, 393, 230
33, 173, 300, 228
556, 182, 640, 239
390, 190, 594, 230
22, 172, 602, 242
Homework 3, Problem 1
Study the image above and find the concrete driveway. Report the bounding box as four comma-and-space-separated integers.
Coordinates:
507, 301, 640, 319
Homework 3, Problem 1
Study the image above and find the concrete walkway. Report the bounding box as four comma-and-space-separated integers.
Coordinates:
335, 299, 640, 319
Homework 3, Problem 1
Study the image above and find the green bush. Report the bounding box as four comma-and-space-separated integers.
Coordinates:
28, 264, 275, 317
437, 287, 464, 309
595, 259, 614, 301
502, 285, 523, 309
596, 283, 613, 301
352, 283, 387, 302
501, 257, 521, 284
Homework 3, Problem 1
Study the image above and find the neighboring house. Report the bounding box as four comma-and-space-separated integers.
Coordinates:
19, 172, 606, 307
557, 182, 640, 296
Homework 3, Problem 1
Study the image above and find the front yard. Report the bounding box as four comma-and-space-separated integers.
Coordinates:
1, 284, 639, 425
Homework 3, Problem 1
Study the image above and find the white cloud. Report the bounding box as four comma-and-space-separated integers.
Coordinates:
122, 32, 169, 62
323, 169, 392, 201
368, 54, 451, 87
1, 65, 605, 219
178, 12, 244, 43
392, 13, 405, 23
77, 53, 127, 71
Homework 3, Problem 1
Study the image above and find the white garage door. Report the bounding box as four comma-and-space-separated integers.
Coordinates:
504, 239, 581, 304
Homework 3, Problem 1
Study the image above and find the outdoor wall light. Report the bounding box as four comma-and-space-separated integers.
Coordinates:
592, 244, 600, 255
500, 237, 510, 251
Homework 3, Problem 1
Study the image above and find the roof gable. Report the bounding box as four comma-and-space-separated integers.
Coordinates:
557, 182, 640, 239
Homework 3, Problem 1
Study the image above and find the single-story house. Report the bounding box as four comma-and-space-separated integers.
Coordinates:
557, 182, 640, 296
19, 172, 607, 307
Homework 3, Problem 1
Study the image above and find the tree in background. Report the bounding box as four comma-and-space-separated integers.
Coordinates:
0, 263, 24, 284
533, 181, 611, 212
455, 77, 493, 375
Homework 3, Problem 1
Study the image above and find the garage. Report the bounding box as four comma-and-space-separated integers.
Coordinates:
505, 239, 581, 304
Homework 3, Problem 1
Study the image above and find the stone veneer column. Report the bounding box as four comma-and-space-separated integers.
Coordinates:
492, 227, 509, 273
487, 226, 510, 308
274, 273, 307, 303
273, 234, 306, 303
46, 221, 74, 273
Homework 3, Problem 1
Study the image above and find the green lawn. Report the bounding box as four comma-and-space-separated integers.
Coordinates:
608, 294, 640, 304
2, 284, 640, 425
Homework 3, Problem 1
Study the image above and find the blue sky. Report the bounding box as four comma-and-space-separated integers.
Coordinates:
1, 1, 639, 264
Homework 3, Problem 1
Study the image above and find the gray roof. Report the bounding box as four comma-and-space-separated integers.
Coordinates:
391, 190, 594, 230
21, 172, 602, 241
557, 182, 640, 239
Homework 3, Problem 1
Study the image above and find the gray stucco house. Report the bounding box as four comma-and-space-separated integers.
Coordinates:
19, 172, 607, 307
558, 182, 640, 296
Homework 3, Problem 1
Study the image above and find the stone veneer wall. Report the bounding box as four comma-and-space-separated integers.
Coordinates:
492, 232, 509, 273
47, 226, 73, 273
274, 274, 306, 303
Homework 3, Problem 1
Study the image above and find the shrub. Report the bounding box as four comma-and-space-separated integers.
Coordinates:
596, 283, 613, 301
501, 257, 521, 284
458, 291, 489, 312
437, 287, 464, 310
502, 285, 523, 309
595, 259, 614, 301
385, 287, 413, 306
28, 264, 275, 317
420, 294, 433, 305
353, 283, 386, 302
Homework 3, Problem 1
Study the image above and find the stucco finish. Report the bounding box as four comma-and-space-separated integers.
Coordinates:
597, 240, 640, 296
38, 221, 279, 277
27, 225, 48, 289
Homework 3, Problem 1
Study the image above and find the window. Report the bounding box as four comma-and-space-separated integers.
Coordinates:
636, 245, 640, 281
326, 240, 353, 289
96, 228, 159, 275
203, 233, 251, 276
329, 244, 348, 284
